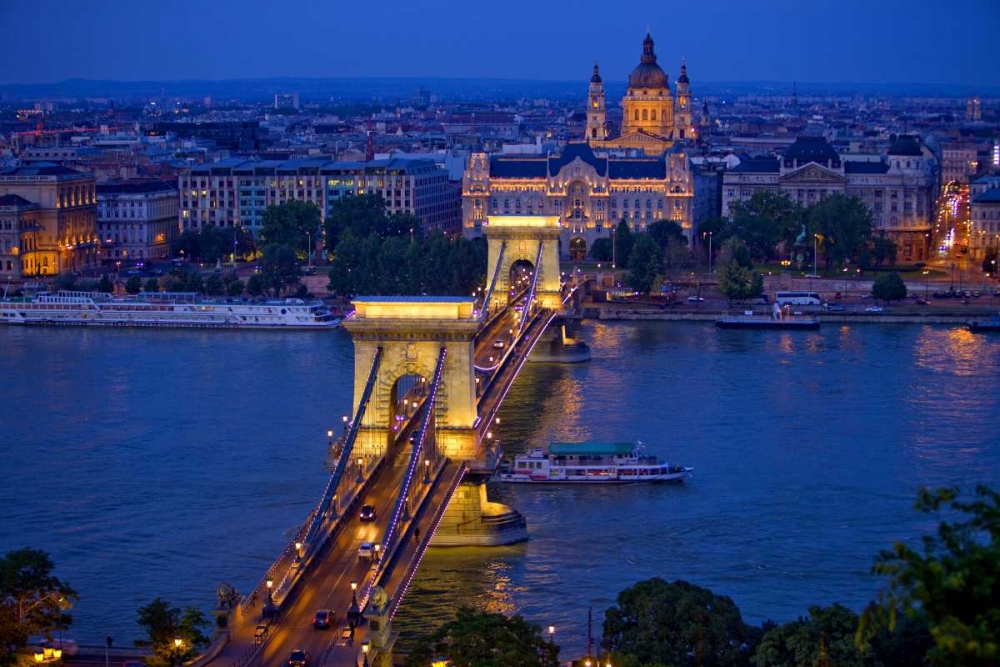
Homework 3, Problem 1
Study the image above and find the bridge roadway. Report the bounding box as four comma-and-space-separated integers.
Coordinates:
206, 295, 562, 667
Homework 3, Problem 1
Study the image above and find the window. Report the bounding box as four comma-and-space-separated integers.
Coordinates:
642, 109, 648, 121
634, 110, 639, 121
651, 109, 657, 121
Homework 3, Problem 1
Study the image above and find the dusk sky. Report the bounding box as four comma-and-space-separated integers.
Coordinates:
1, 0, 997, 87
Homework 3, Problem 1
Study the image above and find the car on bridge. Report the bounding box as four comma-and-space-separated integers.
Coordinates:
313, 609, 333, 629
287, 650, 308, 667
253, 625, 268, 645
493, 339, 505, 349
360, 504, 376, 521
359, 541, 375, 560
336, 627, 353, 647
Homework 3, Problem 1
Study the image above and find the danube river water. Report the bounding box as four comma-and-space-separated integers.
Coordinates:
1, 323, 998, 654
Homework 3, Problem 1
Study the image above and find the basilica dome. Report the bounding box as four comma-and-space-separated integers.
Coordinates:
628, 32, 669, 90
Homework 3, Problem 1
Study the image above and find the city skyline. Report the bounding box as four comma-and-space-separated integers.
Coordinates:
1, 0, 998, 88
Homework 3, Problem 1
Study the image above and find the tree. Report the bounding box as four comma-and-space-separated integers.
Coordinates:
731, 191, 803, 252
982, 248, 998, 275
0, 548, 77, 667
162, 274, 187, 293
807, 194, 873, 268
135, 598, 209, 667
590, 237, 614, 262
245, 274, 264, 297
627, 233, 662, 294
613, 219, 634, 268
143, 278, 160, 293
718, 260, 765, 303
52, 274, 77, 291
871, 235, 898, 269
405, 607, 558, 667
871, 272, 907, 305
172, 230, 200, 260
196, 226, 227, 264
204, 274, 224, 296
260, 201, 322, 252
125, 276, 142, 295
226, 279, 244, 297
259, 243, 300, 297
603, 578, 751, 667
98, 275, 114, 293
324, 194, 388, 251
649, 220, 687, 252
860, 485, 1000, 666
185, 273, 204, 294
752, 604, 869, 667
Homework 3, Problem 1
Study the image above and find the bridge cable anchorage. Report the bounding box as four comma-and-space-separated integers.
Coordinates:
518, 241, 546, 339
479, 240, 506, 320
300, 346, 384, 556
380, 346, 447, 561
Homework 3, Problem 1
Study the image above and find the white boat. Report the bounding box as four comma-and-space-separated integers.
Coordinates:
0, 291, 341, 330
498, 442, 693, 484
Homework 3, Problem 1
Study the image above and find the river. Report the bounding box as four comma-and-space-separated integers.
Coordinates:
1, 322, 997, 654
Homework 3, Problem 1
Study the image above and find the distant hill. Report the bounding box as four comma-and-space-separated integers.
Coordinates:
0, 76, 992, 102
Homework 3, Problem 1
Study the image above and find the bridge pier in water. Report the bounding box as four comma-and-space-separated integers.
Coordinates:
344, 297, 527, 547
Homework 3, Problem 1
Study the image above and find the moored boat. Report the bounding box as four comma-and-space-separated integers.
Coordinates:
716, 303, 820, 330
498, 442, 692, 484
968, 312, 1000, 333
0, 291, 340, 329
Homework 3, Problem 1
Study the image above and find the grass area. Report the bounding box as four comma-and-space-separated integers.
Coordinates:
753, 263, 949, 281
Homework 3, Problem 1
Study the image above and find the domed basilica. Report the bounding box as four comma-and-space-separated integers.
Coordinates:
588, 31, 695, 154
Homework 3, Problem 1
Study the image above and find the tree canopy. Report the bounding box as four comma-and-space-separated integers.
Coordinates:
0, 548, 76, 667
323, 194, 421, 252
603, 578, 751, 667
752, 604, 868, 667
871, 272, 907, 304
861, 485, 1000, 666
404, 607, 558, 667
807, 194, 874, 269
627, 233, 662, 294
259, 243, 301, 297
135, 598, 209, 667
260, 200, 322, 252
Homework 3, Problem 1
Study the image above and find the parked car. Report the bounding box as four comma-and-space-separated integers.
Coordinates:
686, 296, 704, 303
865, 306, 884, 313
823, 303, 846, 312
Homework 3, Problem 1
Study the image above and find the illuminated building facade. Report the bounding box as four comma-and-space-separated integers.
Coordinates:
970, 175, 1000, 261
0, 163, 99, 276
179, 157, 456, 234
722, 136, 938, 261
0, 194, 41, 281
462, 142, 716, 258
97, 181, 179, 262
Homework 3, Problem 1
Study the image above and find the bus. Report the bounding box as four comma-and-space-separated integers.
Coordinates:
775, 291, 822, 306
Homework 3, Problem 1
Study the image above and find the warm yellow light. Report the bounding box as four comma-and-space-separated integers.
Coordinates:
174, 638, 182, 649
266, 579, 273, 589
362, 644, 370, 655
43, 648, 54, 660
327, 429, 333, 438
34, 652, 45, 663
52, 649, 62, 660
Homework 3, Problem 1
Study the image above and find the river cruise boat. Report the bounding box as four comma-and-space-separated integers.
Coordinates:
0, 291, 340, 330
498, 442, 693, 484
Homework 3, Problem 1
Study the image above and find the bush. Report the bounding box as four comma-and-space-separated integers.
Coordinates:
125, 276, 142, 294
144, 278, 160, 293
871, 271, 907, 304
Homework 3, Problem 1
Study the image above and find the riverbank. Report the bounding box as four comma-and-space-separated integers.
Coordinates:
585, 303, 998, 325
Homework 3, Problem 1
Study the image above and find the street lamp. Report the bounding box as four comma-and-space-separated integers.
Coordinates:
350, 581, 358, 606
172, 638, 183, 667
424, 458, 431, 484
327, 429, 334, 446
361, 642, 370, 667
547, 625, 555, 646
356, 456, 364, 484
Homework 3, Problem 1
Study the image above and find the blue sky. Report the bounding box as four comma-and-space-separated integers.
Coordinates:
0, 0, 996, 86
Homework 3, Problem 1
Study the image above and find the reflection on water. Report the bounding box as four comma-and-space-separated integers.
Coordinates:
2, 323, 999, 656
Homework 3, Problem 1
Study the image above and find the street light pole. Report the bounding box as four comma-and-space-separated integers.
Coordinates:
708, 231, 713, 274
814, 234, 819, 277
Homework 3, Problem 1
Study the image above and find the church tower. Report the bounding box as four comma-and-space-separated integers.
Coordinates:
673, 60, 692, 140
586, 62, 607, 142
621, 31, 673, 138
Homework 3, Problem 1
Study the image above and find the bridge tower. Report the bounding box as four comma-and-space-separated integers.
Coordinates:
484, 215, 564, 312
342, 297, 527, 546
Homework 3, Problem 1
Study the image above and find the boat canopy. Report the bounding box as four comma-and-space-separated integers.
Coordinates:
548, 442, 635, 456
